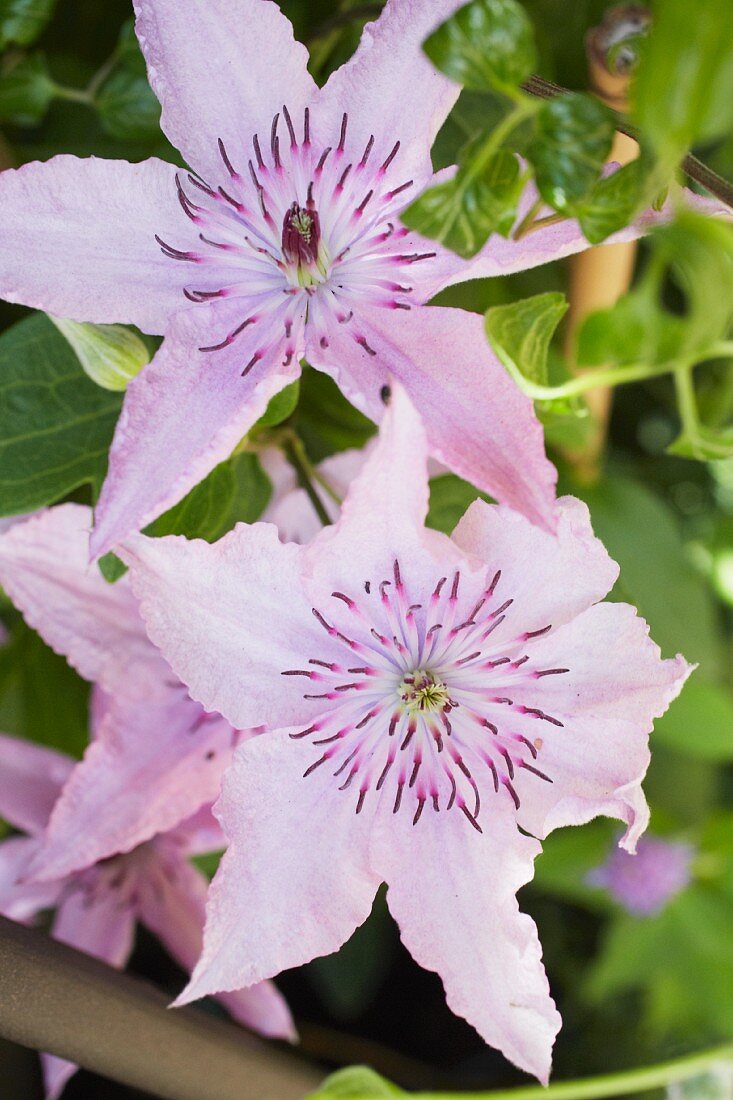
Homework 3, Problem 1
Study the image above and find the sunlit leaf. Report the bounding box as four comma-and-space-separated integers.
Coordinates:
423, 0, 536, 93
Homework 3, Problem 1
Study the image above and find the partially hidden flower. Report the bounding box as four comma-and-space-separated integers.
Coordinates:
0, 734, 294, 1100
588, 834, 695, 916
0, 504, 245, 883
121, 385, 692, 1081
0, 0, 700, 557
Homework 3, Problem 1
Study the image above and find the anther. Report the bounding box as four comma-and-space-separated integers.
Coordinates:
338, 113, 348, 152
380, 141, 400, 172
359, 135, 374, 168
282, 104, 297, 147
218, 138, 238, 178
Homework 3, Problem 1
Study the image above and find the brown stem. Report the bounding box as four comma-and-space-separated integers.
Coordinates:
0, 915, 320, 1100
520, 75, 733, 210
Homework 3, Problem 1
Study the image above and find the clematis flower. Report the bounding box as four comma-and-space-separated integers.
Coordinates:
121, 385, 691, 1080
0, 504, 245, 883
0, 0, 700, 557
588, 834, 695, 916
0, 734, 294, 1100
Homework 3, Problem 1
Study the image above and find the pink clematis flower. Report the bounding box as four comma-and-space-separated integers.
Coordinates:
0, 504, 246, 883
0, 734, 293, 1100
120, 386, 691, 1080
0, 0, 694, 558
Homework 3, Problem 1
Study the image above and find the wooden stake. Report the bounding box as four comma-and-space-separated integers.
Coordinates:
562, 5, 651, 481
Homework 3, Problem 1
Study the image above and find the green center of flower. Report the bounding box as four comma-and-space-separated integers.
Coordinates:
400, 671, 451, 714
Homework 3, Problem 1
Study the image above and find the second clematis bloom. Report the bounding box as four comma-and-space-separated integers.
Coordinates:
121, 386, 691, 1081
0, 504, 244, 882
0, 0, 696, 556
0, 735, 293, 1100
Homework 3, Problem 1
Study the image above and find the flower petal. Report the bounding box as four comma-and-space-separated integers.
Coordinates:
0, 155, 188, 333
512, 602, 693, 851
370, 801, 560, 1082
0, 505, 164, 700
310, 302, 558, 530
137, 851, 295, 1041
52, 885, 136, 968
451, 496, 619, 636
261, 446, 370, 544
177, 730, 380, 1005
41, 1054, 79, 1100
0, 836, 62, 922
29, 697, 237, 882
133, 0, 316, 181
91, 303, 301, 559
121, 524, 337, 730
316, 0, 466, 179
303, 383, 464, 594
0, 733, 72, 836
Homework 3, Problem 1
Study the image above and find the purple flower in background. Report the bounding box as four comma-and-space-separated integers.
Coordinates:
0, 735, 293, 1100
588, 834, 695, 916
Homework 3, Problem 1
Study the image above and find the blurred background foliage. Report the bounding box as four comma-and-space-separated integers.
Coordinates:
0, 0, 732, 1097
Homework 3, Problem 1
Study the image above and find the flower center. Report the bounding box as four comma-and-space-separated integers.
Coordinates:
155, 106, 437, 369
400, 671, 452, 714
283, 560, 568, 831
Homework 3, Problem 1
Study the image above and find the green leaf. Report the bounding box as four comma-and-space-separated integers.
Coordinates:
427, 473, 490, 535
0, 52, 55, 126
97, 551, 127, 584
0, 621, 89, 759
307, 1066, 404, 1100
148, 452, 271, 542
528, 93, 615, 213
533, 820, 617, 909
655, 681, 733, 762
423, 0, 536, 93
575, 473, 724, 679
306, 901, 393, 1020
255, 380, 300, 428
0, 314, 122, 516
668, 424, 733, 462
632, 0, 733, 167
295, 368, 375, 462
0, 0, 57, 48
402, 149, 522, 256
96, 67, 161, 142
576, 212, 733, 368
485, 291, 568, 387
49, 317, 149, 391
576, 160, 645, 246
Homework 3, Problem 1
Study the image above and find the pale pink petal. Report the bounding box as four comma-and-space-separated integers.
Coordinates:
0, 733, 73, 835
370, 800, 560, 1082
133, 0, 316, 182
91, 303, 301, 558
451, 496, 619, 637
308, 303, 558, 530
512, 603, 693, 851
41, 1053, 78, 1100
177, 730, 380, 1006
122, 524, 339, 730
52, 885, 136, 968
0, 506, 165, 700
0, 837, 63, 921
0, 156, 189, 333
417, 179, 729, 299
29, 697, 237, 882
261, 446, 370, 544
137, 851, 295, 1040
303, 384, 464, 593
316, 0, 466, 180
175, 803, 229, 857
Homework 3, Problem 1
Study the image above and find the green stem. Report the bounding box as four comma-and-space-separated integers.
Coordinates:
86, 45, 122, 100
50, 83, 94, 106
282, 433, 333, 527
414, 1043, 733, 1100
501, 341, 733, 402
464, 101, 538, 188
